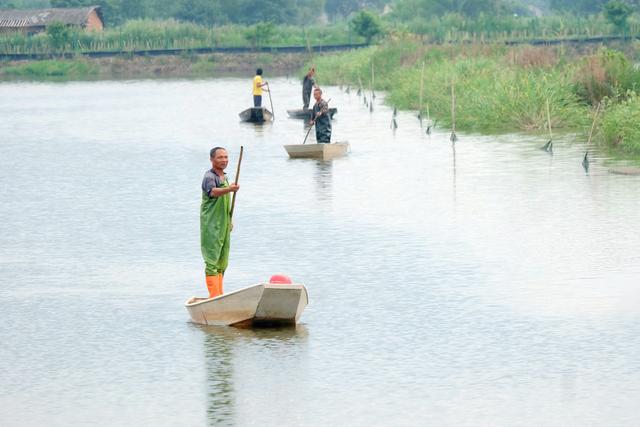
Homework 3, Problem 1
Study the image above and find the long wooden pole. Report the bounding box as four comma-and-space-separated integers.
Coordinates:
586, 102, 601, 146
450, 79, 457, 142
266, 83, 275, 121
419, 62, 425, 114
229, 146, 244, 221
371, 60, 375, 99
546, 98, 553, 141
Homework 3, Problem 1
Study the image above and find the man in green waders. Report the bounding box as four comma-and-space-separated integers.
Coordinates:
201, 147, 239, 298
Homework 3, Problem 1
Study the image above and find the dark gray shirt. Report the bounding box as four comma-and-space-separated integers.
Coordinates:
202, 169, 227, 197
303, 75, 315, 94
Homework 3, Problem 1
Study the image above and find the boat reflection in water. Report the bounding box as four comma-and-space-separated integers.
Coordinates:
199, 325, 309, 426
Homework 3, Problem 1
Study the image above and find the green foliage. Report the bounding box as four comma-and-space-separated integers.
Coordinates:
312, 41, 589, 133
0, 59, 97, 78
349, 10, 384, 43
571, 48, 640, 105
601, 93, 640, 154
190, 56, 216, 76
46, 22, 73, 50
550, 0, 606, 14
390, 0, 509, 18
604, 0, 633, 31
0, 20, 362, 55
245, 22, 276, 48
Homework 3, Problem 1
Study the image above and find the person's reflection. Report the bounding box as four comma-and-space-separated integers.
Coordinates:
201, 325, 309, 426
203, 329, 234, 425
314, 160, 333, 201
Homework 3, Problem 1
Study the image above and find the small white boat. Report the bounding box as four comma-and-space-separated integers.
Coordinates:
238, 107, 273, 123
185, 283, 308, 327
283, 141, 349, 160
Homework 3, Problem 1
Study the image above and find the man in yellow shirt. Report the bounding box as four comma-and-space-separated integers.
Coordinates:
253, 68, 269, 107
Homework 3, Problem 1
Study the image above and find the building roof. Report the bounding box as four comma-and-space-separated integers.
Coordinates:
0, 6, 102, 28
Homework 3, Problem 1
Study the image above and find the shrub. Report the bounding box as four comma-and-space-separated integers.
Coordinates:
601, 93, 640, 154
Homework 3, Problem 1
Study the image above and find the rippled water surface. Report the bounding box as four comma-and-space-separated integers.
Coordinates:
1, 78, 640, 426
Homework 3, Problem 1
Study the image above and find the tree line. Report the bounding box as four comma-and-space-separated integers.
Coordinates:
0, 0, 638, 28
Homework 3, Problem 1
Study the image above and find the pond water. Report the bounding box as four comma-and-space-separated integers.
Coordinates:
1, 77, 639, 426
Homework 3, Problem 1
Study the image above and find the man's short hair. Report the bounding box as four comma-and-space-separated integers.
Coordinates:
314, 87, 322, 94
256, 68, 263, 75
210, 147, 226, 158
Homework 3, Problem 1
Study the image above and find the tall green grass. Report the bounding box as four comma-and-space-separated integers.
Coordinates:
601, 94, 640, 154
391, 12, 640, 43
313, 42, 588, 133
0, 20, 361, 54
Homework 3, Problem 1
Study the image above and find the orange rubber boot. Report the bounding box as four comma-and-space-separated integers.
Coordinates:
206, 275, 222, 299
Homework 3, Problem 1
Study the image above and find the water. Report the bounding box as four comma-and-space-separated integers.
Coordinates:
1, 78, 640, 426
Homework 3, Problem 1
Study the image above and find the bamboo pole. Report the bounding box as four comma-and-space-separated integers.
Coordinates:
586, 102, 601, 147
546, 98, 553, 141
450, 79, 457, 142
419, 61, 425, 117
229, 146, 244, 221
371, 60, 376, 99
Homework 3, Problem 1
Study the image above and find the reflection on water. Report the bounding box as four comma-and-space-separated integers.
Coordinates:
203, 330, 234, 425
314, 161, 333, 201
200, 325, 308, 426
2, 78, 640, 426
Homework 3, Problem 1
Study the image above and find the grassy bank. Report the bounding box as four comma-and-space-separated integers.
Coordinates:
0, 59, 98, 78
0, 51, 310, 80
311, 40, 640, 154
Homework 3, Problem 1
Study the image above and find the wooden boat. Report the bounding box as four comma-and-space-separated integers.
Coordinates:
238, 107, 273, 123
185, 283, 308, 327
283, 141, 349, 160
609, 166, 640, 175
287, 108, 337, 120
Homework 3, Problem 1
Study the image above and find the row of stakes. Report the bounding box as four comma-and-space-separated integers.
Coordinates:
340, 80, 601, 173
340, 79, 448, 140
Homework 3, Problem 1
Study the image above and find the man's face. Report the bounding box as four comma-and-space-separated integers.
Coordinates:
212, 149, 228, 170
313, 90, 321, 101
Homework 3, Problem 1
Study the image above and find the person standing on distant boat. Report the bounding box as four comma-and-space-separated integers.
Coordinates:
253, 68, 269, 107
201, 147, 239, 299
310, 87, 331, 143
302, 67, 316, 110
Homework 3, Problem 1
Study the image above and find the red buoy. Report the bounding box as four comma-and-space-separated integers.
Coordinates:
269, 274, 292, 284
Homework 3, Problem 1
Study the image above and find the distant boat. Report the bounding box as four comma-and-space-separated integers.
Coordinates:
286, 108, 337, 120
185, 283, 308, 327
239, 107, 273, 123
609, 166, 640, 175
283, 142, 349, 160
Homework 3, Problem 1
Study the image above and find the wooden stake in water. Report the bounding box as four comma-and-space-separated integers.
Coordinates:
419, 62, 425, 121
371, 60, 376, 99
546, 98, 553, 141
450, 80, 457, 143
540, 98, 553, 153
583, 102, 602, 172
586, 102, 601, 148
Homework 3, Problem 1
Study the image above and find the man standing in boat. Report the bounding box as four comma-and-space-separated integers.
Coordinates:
253, 68, 268, 107
310, 87, 331, 143
201, 147, 239, 298
302, 67, 316, 110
